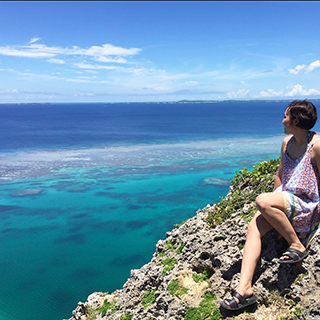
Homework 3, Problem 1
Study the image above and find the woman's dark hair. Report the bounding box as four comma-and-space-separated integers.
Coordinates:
287, 100, 318, 130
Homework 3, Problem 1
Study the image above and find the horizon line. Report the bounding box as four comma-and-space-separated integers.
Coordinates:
1, 98, 320, 105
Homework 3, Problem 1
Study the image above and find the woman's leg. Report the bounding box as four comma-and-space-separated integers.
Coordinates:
236, 211, 274, 297
225, 191, 305, 306
224, 211, 273, 305
256, 192, 305, 256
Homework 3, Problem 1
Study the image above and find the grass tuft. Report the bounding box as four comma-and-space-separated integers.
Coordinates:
184, 291, 221, 320
207, 158, 280, 228
168, 279, 188, 296
159, 257, 178, 276
121, 311, 133, 320
142, 289, 156, 309
98, 299, 120, 317
177, 242, 186, 254
165, 240, 175, 251
192, 268, 210, 283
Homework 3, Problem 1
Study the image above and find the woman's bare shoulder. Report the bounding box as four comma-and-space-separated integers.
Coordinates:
311, 135, 320, 167
283, 135, 292, 143
311, 135, 320, 153
281, 135, 292, 148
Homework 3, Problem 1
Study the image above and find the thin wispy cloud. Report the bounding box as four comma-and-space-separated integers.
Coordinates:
75, 62, 121, 71
47, 58, 65, 64
1, 38, 320, 102
29, 37, 41, 44
0, 42, 141, 62
94, 56, 128, 63
1, 1, 320, 102
0, 46, 54, 58
15, 69, 112, 85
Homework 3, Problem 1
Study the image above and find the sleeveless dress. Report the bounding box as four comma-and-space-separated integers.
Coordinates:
274, 131, 320, 244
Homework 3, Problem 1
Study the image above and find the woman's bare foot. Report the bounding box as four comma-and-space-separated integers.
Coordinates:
279, 243, 306, 261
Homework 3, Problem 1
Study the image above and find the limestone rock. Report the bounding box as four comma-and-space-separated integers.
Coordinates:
67, 205, 320, 320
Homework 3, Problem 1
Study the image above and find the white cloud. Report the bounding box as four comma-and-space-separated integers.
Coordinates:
305, 60, 320, 73
287, 60, 320, 74
0, 42, 141, 63
0, 46, 55, 58
0, 89, 20, 96
259, 89, 283, 97
84, 44, 140, 56
286, 84, 320, 96
94, 56, 127, 63
85, 70, 99, 74
0, 68, 15, 72
259, 84, 320, 97
14, 68, 114, 84
74, 62, 119, 70
227, 89, 249, 99
29, 37, 41, 44
185, 81, 198, 84
17, 71, 62, 80
74, 62, 154, 76
47, 58, 65, 64
65, 78, 111, 84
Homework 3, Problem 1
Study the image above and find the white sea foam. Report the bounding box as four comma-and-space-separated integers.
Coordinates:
0, 135, 283, 182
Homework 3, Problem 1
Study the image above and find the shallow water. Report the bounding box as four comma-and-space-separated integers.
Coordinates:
0, 136, 282, 320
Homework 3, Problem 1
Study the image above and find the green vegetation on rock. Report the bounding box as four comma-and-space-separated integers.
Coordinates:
184, 291, 222, 320
98, 299, 120, 317
207, 158, 280, 227
121, 312, 133, 320
177, 242, 186, 254
159, 257, 178, 276
192, 268, 210, 283
174, 220, 186, 229
168, 279, 188, 296
294, 273, 307, 283
294, 307, 302, 317
165, 240, 175, 251
142, 289, 156, 309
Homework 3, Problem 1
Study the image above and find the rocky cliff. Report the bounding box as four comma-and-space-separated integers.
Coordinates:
67, 159, 320, 320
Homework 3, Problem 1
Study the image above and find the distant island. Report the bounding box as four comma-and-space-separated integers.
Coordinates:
1, 99, 320, 105
175, 99, 313, 103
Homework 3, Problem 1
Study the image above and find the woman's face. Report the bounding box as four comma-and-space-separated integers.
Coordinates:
282, 108, 295, 134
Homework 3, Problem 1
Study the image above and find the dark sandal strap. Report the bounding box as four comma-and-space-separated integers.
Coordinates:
281, 247, 306, 261
286, 247, 304, 257
232, 291, 247, 305
225, 296, 239, 308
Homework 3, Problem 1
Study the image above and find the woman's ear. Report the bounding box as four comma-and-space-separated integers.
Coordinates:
293, 118, 299, 126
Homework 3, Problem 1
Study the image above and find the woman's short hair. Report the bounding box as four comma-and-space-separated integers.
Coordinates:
287, 100, 318, 130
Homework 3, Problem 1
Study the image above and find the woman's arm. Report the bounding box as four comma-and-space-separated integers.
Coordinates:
273, 137, 289, 191
311, 140, 320, 176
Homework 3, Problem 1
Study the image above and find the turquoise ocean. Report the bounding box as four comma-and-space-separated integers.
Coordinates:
1, 101, 318, 320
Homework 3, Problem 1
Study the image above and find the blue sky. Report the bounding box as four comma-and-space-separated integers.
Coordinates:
0, 1, 320, 103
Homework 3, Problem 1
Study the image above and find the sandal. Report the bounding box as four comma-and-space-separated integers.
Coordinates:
220, 291, 258, 311
279, 247, 308, 264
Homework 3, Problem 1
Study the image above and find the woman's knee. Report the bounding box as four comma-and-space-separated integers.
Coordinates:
255, 193, 272, 212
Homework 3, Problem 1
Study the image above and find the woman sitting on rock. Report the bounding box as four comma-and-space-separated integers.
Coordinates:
221, 100, 320, 311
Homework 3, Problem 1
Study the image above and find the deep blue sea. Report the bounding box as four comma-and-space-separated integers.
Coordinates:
0, 101, 317, 320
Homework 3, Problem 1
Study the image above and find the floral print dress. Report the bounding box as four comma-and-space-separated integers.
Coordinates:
274, 132, 320, 244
